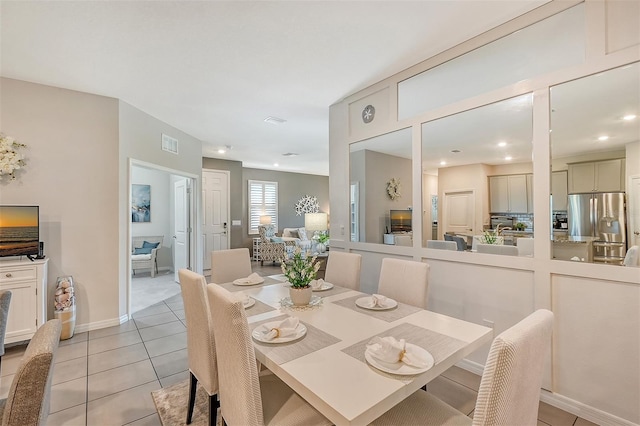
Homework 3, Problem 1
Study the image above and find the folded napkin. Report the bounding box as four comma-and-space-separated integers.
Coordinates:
368, 294, 389, 308
237, 272, 262, 284
260, 317, 299, 341
366, 336, 430, 368
310, 279, 326, 290
235, 291, 251, 305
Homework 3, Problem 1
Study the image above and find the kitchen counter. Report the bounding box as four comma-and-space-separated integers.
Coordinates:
552, 237, 594, 262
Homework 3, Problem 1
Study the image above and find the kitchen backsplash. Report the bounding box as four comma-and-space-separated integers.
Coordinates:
490, 213, 534, 230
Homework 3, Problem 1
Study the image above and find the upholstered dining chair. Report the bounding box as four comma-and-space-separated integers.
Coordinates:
0, 290, 12, 373
324, 251, 362, 291
210, 248, 252, 284
477, 243, 519, 256
371, 309, 554, 426
0, 318, 61, 426
427, 240, 457, 250
178, 269, 219, 426
377, 258, 430, 309
206, 284, 332, 426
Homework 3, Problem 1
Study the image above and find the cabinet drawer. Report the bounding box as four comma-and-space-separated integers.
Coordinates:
0, 266, 37, 283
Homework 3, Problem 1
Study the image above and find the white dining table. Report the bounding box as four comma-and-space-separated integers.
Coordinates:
232, 276, 493, 426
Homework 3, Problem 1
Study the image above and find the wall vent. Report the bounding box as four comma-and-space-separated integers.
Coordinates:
161, 134, 179, 154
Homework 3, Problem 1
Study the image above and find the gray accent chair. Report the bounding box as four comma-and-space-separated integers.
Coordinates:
0, 319, 62, 426
0, 290, 12, 373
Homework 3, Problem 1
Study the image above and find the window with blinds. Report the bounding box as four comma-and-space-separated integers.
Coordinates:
248, 180, 278, 234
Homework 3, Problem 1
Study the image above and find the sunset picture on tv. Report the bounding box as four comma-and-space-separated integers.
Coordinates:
0, 206, 39, 257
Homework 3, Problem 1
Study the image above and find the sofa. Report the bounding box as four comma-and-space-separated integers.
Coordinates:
282, 227, 314, 252
131, 236, 163, 277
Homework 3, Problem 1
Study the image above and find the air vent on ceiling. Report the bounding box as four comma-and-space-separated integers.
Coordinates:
264, 116, 287, 125
282, 152, 299, 157
161, 134, 179, 155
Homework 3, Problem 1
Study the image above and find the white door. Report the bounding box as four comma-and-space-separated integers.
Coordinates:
443, 190, 475, 236
174, 178, 190, 282
202, 170, 230, 271
630, 176, 640, 247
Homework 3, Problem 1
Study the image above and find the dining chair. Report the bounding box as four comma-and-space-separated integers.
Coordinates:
206, 284, 332, 426
517, 238, 535, 257
377, 258, 430, 309
623, 245, 639, 267
0, 290, 12, 373
371, 309, 554, 426
0, 318, 61, 426
477, 243, 519, 256
178, 269, 219, 426
452, 236, 467, 251
426, 240, 457, 251
210, 248, 252, 284
324, 251, 362, 290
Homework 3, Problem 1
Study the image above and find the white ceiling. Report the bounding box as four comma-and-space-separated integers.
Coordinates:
0, 0, 551, 176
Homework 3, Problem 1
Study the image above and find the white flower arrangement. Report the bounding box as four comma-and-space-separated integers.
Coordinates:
0, 134, 27, 181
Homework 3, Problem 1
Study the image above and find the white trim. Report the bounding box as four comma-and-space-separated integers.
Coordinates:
74, 315, 129, 334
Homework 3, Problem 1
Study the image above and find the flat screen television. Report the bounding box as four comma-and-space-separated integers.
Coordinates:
0, 206, 39, 257
390, 210, 412, 233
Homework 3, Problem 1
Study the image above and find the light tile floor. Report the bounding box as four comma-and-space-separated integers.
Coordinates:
0, 263, 600, 426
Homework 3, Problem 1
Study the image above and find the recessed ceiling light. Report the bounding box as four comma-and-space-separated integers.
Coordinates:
264, 116, 287, 125
217, 149, 226, 154
598, 135, 609, 141
623, 114, 637, 121
505, 156, 512, 161
498, 141, 507, 147
273, 163, 279, 167
440, 161, 446, 166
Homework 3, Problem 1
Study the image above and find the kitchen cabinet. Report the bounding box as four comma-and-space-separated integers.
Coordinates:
552, 170, 568, 211
0, 258, 48, 344
568, 159, 625, 193
489, 174, 529, 213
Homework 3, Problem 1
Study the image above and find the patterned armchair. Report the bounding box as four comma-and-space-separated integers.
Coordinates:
258, 225, 296, 265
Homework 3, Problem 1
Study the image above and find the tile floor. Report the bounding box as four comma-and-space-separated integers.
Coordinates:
0, 263, 599, 426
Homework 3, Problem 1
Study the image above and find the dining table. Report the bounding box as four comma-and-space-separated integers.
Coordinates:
218, 275, 493, 426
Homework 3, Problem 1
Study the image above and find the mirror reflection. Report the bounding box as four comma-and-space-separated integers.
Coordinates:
550, 62, 640, 266
421, 94, 534, 255
349, 128, 413, 245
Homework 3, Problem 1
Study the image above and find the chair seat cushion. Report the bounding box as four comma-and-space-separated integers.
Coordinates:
133, 247, 153, 255
371, 389, 471, 426
131, 254, 152, 261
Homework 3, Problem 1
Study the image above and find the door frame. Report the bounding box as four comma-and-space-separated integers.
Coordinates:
202, 168, 231, 271
127, 159, 198, 318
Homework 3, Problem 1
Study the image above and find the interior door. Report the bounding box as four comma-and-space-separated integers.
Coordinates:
174, 178, 190, 282
202, 170, 229, 271
443, 190, 475, 237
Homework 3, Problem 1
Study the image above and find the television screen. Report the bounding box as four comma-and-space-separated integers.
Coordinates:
0, 206, 39, 257
390, 210, 412, 233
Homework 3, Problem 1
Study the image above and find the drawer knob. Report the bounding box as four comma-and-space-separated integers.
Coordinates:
5, 273, 12, 278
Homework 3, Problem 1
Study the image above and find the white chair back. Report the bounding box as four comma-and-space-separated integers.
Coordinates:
210, 248, 252, 283
517, 238, 534, 257
473, 309, 554, 425
378, 258, 430, 309
623, 245, 639, 267
472, 235, 504, 251
178, 269, 218, 395
324, 251, 362, 291
426, 240, 457, 251
207, 284, 264, 426
477, 243, 518, 256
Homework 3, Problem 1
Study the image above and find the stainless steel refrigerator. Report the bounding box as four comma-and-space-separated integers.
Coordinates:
568, 192, 627, 264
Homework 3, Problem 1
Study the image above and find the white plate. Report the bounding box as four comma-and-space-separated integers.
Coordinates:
252, 322, 307, 343
365, 343, 434, 375
312, 282, 334, 292
243, 297, 256, 309
280, 295, 323, 308
355, 296, 398, 310
233, 276, 265, 286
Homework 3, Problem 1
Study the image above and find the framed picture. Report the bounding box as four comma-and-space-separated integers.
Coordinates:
132, 184, 151, 222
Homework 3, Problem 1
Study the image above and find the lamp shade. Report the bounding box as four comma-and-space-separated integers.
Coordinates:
259, 215, 272, 225
305, 213, 328, 232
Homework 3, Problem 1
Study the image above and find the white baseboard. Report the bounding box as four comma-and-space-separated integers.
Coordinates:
455, 360, 636, 426
74, 314, 129, 334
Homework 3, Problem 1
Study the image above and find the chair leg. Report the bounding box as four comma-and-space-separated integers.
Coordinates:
186, 372, 198, 424
209, 394, 218, 426
421, 384, 427, 391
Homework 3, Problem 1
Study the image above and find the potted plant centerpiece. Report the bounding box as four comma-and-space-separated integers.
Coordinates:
316, 232, 329, 253
482, 223, 504, 245
281, 247, 321, 306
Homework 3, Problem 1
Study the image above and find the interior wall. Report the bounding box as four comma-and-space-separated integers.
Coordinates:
0, 77, 120, 327
130, 166, 172, 271
202, 157, 243, 249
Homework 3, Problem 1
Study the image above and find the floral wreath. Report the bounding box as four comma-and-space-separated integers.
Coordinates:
0, 133, 27, 181
386, 178, 401, 200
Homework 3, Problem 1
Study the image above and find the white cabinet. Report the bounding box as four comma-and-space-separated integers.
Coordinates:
568, 159, 625, 193
489, 174, 529, 213
552, 170, 568, 211
0, 258, 47, 344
